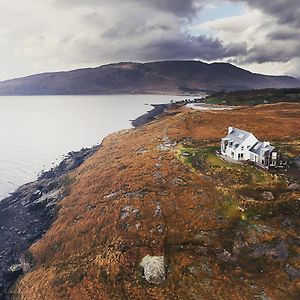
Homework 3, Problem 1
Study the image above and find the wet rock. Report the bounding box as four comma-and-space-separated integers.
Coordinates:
8, 264, 22, 273
140, 255, 166, 285
261, 191, 274, 201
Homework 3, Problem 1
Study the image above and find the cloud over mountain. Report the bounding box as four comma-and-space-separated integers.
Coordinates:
0, 0, 299, 79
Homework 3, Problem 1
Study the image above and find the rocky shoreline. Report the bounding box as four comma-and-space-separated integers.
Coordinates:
131, 104, 168, 127
0, 98, 193, 299
131, 99, 196, 127
0, 145, 99, 299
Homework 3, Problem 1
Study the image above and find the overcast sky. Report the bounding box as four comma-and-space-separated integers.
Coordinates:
0, 0, 299, 80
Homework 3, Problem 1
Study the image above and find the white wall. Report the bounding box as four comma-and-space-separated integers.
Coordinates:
221, 133, 259, 161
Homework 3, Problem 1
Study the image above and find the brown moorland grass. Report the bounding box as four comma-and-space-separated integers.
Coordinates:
13, 103, 300, 300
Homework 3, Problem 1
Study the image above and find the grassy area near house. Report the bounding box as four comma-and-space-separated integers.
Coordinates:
176, 140, 299, 222
273, 139, 300, 158
176, 143, 274, 186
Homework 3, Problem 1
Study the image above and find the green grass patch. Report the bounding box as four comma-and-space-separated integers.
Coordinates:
176, 144, 277, 187
206, 153, 227, 167
218, 196, 242, 222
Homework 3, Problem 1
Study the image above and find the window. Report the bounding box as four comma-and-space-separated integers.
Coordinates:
241, 146, 244, 150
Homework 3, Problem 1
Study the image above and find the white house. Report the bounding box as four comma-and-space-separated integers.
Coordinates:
221, 127, 278, 169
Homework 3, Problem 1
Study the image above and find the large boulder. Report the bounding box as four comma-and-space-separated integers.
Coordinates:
140, 255, 166, 285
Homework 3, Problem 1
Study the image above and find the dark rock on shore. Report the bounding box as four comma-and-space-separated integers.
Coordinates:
131, 99, 193, 127
132, 104, 168, 127
0, 145, 99, 299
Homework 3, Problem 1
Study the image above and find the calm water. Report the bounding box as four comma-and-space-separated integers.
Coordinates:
0, 95, 183, 199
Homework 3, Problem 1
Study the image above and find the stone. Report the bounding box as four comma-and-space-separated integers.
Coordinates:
20, 251, 35, 273
8, 264, 22, 273
261, 191, 274, 201
154, 202, 162, 217
285, 264, 300, 281
250, 245, 269, 258
265, 242, 289, 259
140, 255, 166, 285
120, 205, 140, 219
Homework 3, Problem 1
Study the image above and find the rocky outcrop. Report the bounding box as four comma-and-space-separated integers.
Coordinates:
261, 191, 275, 201
140, 255, 166, 285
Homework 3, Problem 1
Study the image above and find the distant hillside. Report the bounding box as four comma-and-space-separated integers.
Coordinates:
0, 61, 299, 95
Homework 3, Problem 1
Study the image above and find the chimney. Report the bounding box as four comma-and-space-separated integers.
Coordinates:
228, 126, 234, 134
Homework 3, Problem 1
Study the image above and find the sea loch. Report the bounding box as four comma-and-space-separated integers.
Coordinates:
0, 94, 182, 199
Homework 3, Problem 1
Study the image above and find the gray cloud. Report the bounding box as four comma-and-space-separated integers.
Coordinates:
267, 27, 300, 41
55, 0, 207, 17
137, 36, 247, 61
53, 0, 245, 66
1, 0, 300, 79
233, 0, 300, 27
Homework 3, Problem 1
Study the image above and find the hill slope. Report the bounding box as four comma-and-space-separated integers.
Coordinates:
13, 103, 300, 300
0, 61, 299, 95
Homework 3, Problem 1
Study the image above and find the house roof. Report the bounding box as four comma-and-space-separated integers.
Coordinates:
223, 128, 252, 145
249, 142, 275, 156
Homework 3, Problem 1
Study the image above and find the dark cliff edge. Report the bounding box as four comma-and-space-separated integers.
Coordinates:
0, 146, 99, 299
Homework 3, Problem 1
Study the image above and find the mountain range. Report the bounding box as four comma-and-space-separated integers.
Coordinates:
0, 60, 299, 95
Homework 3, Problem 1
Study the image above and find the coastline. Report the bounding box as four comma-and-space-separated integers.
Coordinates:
0, 146, 99, 299
0, 98, 186, 299
131, 98, 198, 127
131, 104, 168, 127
